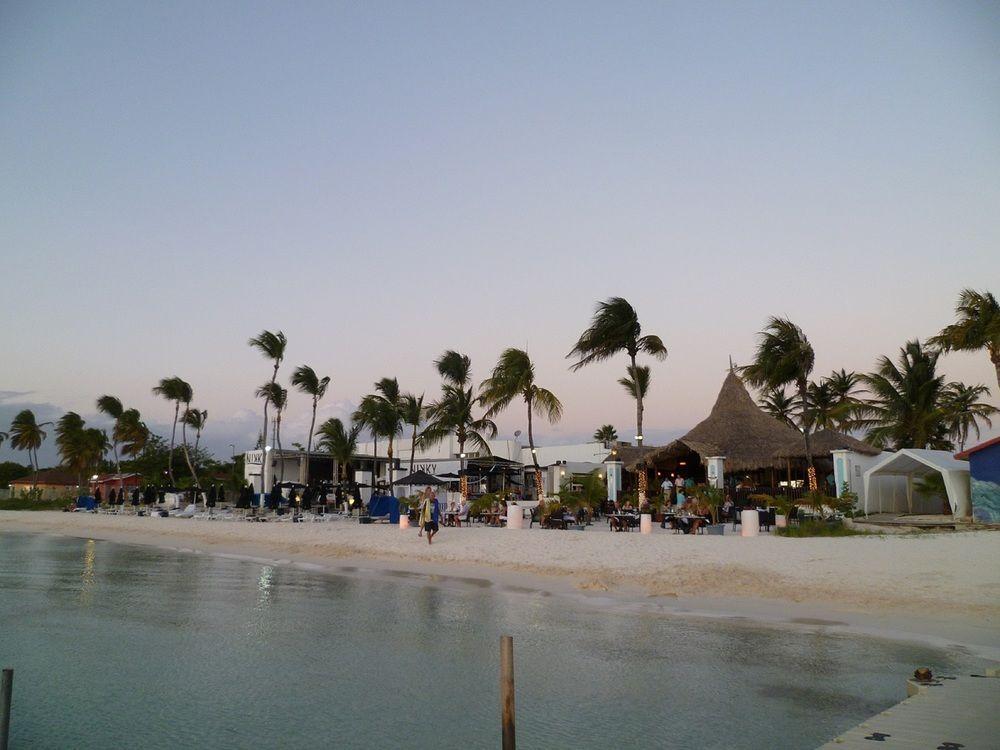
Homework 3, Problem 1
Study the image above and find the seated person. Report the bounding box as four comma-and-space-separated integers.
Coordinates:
455, 500, 469, 527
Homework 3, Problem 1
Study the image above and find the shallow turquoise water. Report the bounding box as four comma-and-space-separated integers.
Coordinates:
0, 531, 981, 749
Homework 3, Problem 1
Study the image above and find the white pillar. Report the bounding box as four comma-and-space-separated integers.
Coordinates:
706, 456, 726, 490
261, 446, 273, 507
606, 461, 622, 503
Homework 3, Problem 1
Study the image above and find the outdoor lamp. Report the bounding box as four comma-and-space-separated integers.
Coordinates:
560, 470, 565, 476
598, 473, 603, 479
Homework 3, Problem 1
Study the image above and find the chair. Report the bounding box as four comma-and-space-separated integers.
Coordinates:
173, 504, 197, 518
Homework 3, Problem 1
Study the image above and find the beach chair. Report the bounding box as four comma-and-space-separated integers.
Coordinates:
173, 504, 198, 518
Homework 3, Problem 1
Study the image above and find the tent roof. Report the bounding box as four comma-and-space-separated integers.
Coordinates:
864, 448, 970, 477
626, 369, 802, 471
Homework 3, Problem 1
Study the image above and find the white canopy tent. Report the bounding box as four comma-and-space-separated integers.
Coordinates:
862, 449, 971, 518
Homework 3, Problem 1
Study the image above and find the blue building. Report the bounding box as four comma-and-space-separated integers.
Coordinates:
956, 437, 1000, 524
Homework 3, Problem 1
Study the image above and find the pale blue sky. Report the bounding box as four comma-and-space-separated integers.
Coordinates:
1, 1, 999, 463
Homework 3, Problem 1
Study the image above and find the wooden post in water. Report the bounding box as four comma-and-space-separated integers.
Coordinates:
500, 635, 515, 750
0, 667, 13, 750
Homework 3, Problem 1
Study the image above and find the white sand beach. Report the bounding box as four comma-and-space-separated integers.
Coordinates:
4, 511, 999, 655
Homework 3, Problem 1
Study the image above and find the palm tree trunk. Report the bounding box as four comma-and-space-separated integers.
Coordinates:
459, 435, 467, 501
304, 396, 317, 486
387, 436, 394, 493
276, 411, 285, 483
527, 396, 544, 501
112, 441, 121, 494
993, 352, 1000, 392
168, 402, 179, 485
797, 377, 816, 491
410, 425, 418, 474
180, 413, 200, 497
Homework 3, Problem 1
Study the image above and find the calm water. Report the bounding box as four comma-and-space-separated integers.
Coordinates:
0, 531, 981, 749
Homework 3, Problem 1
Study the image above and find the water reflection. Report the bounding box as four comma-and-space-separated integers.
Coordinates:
78, 538, 96, 606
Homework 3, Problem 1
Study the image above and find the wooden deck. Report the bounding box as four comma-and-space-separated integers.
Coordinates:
817, 669, 999, 748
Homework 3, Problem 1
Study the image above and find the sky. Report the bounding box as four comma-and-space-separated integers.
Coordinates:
1, 1, 999, 465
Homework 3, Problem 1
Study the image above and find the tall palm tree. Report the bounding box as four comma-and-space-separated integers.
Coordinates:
401, 393, 425, 475
55, 412, 88, 490
593, 424, 618, 447
930, 288, 1000, 390
424, 351, 498, 500
849, 340, 951, 450
248, 329, 287, 463
758, 388, 799, 429
117, 409, 150, 461
256, 382, 288, 483
315, 417, 361, 483
354, 378, 404, 491
96, 395, 125, 490
81, 428, 110, 485
182, 408, 208, 475
741, 317, 817, 488
940, 382, 997, 451
152, 376, 191, 485
480, 348, 564, 500
9, 409, 50, 488
568, 297, 667, 449
291, 365, 331, 485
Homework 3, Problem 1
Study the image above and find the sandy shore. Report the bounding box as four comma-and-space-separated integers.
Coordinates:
4, 511, 999, 657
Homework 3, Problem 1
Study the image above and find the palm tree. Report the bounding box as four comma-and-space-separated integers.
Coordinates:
0, 431, 7, 449
152, 376, 191, 485
930, 289, 1000, 390
290, 365, 331, 484
940, 382, 997, 451
256, 382, 288, 483
568, 297, 667, 449
424, 351, 498, 500
741, 317, 817, 489
117, 409, 150, 461
593, 424, 618, 447
8, 409, 50, 488
96, 394, 125, 490
248, 329, 287, 462
480, 348, 564, 500
182, 408, 208, 473
315, 417, 361, 482
758, 388, 799, 429
849, 340, 951, 450
354, 378, 404, 491
81, 428, 110, 484
401, 393, 425, 474
55, 412, 88, 490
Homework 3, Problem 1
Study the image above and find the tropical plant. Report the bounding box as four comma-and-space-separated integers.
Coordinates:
248, 329, 287, 462
151, 376, 192, 485
568, 297, 667, 450
256, 382, 287, 482
423, 351, 498, 499
929, 288, 1000, 390
0, 431, 7, 449
940, 382, 997, 451
290, 364, 330, 485
8, 409, 50, 488
618, 363, 650, 432
315, 417, 361, 482
741, 317, 817, 488
480, 348, 563, 499
55, 412, 88, 489
593, 424, 617, 447
849, 340, 952, 450
758, 388, 799, 429
401, 392, 425, 474
96, 394, 125, 488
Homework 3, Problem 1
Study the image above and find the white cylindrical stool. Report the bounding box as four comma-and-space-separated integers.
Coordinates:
507, 505, 523, 529
740, 509, 759, 537
639, 513, 652, 535
399, 514, 410, 530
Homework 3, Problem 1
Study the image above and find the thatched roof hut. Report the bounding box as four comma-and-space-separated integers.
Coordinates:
624, 369, 803, 472
772, 429, 879, 458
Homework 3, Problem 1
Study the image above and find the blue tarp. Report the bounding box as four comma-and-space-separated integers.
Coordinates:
76, 496, 96, 510
367, 495, 400, 523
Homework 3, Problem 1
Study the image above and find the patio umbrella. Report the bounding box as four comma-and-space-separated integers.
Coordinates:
394, 470, 450, 486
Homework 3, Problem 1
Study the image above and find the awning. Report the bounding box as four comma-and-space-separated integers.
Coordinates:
863, 449, 971, 518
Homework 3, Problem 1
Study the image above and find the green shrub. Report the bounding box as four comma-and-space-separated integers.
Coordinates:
777, 519, 872, 537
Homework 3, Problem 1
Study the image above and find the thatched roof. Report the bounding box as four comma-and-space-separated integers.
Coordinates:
603, 444, 658, 467
772, 429, 880, 458
625, 369, 803, 472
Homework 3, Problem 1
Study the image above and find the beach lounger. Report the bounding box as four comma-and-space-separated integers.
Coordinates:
173, 504, 198, 518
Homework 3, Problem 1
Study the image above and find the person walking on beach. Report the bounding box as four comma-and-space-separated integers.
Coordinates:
419, 486, 440, 545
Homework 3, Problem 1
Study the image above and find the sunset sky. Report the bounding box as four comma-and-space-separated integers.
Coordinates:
2, 1, 998, 464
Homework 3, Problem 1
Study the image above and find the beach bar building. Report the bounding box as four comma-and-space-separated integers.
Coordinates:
613, 369, 875, 500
